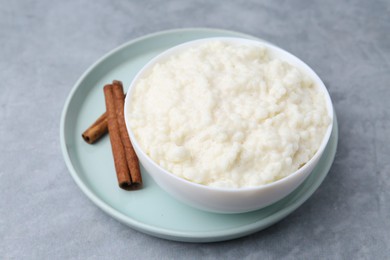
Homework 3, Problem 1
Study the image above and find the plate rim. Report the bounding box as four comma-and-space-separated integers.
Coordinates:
60, 27, 338, 242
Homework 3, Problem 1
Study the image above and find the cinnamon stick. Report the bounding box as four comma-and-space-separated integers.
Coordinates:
104, 82, 142, 190
82, 112, 108, 144
112, 81, 142, 188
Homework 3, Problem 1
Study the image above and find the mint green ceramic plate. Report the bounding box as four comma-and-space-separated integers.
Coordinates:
60, 28, 338, 242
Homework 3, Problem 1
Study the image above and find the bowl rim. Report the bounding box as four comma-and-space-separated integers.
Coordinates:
124, 37, 334, 193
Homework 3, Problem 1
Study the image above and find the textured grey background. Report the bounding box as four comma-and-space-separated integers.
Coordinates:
1, 0, 389, 259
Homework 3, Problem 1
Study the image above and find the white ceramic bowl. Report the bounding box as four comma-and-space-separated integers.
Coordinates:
124, 37, 334, 214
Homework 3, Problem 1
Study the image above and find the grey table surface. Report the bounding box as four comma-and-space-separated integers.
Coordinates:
1, 0, 389, 259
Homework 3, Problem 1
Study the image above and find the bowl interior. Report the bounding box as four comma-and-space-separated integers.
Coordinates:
124, 37, 334, 193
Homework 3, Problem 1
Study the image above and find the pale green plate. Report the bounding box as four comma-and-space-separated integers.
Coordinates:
60, 28, 338, 242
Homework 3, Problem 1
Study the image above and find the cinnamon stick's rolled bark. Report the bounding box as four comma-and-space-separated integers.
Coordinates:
82, 112, 108, 144
112, 81, 142, 189
104, 81, 142, 190
104, 84, 133, 190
